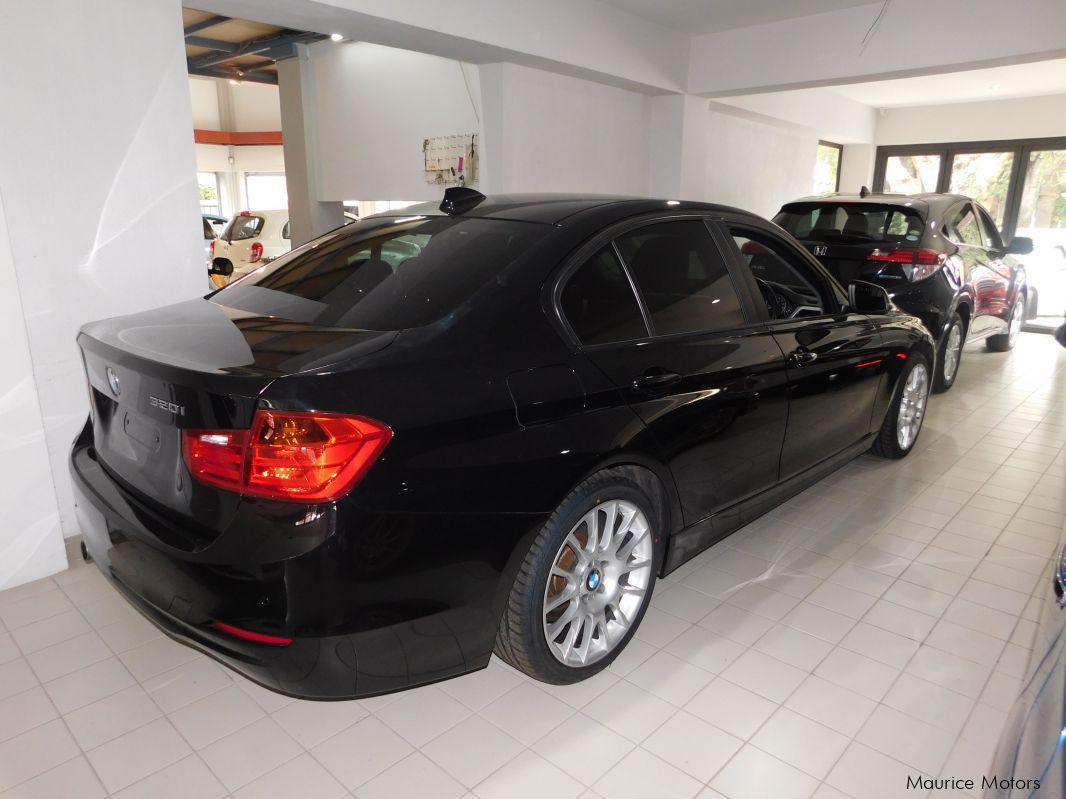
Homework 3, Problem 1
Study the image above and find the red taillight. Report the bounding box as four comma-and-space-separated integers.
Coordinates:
211, 620, 292, 646
249, 241, 264, 263
866, 248, 946, 281
182, 410, 391, 503
740, 241, 768, 255
210, 239, 215, 256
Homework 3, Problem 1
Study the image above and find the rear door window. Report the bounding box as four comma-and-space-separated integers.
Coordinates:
223, 215, 265, 241
616, 220, 745, 336
560, 247, 649, 345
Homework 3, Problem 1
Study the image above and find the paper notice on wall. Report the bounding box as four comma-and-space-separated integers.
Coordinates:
424, 134, 478, 186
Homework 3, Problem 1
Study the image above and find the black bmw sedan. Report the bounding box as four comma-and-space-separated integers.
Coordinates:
774, 192, 1031, 393
70, 189, 934, 699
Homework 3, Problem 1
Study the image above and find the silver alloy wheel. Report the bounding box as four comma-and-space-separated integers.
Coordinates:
1008, 298, 1023, 346
542, 499, 653, 667
896, 363, 929, 451
942, 322, 963, 382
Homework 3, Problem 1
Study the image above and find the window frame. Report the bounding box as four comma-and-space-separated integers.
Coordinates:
872, 136, 1066, 240
548, 213, 764, 350
815, 140, 843, 194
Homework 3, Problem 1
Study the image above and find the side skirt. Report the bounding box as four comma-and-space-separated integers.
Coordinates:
661, 434, 877, 575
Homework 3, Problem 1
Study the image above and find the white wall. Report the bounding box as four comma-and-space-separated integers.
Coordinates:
0, 0, 204, 565
704, 104, 819, 217
230, 82, 284, 131
479, 62, 650, 195
0, 190, 67, 589
876, 93, 1066, 145
189, 77, 221, 129
715, 89, 876, 145
310, 42, 482, 201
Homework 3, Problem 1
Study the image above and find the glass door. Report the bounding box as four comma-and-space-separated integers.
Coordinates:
1016, 149, 1066, 331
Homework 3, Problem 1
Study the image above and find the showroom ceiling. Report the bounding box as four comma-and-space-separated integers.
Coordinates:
595, 0, 882, 34
183, 7, 327, 85
829, 57, 1066, 107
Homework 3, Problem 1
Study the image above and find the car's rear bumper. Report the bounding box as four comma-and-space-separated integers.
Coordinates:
70, 427, 543, 699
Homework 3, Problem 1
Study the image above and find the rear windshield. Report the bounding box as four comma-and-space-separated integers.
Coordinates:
211, 215, 542, 330
775, 203, 925, 245
223, 215, 264, 241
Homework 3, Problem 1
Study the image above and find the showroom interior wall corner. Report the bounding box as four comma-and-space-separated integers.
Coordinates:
0, 192, 67, 591
647, 95, 711, 201
704, 103, 819, 217
478, 62, 650, 195
875, 93, 1066, 145
0, 0, 205, 554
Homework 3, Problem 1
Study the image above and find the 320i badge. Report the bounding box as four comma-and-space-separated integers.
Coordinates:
70, 189, 934, 698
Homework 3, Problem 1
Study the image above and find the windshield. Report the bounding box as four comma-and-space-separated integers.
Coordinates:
776, 203, 925, 245
211, 215, 544, 330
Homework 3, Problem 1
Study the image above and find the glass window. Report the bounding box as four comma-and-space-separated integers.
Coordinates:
214, 216, 543, 331
731, 229, 826, 318
222, 215, 264, 242
616, 220, 744, 336
774, 203, 924, 245
883, 154, 941, 193
814, 142, 842, 195
244, 173, 288, 211
951, 207, 984, 247
948, 151, 1014, 228
1016, 148, 1066, 331
560, 247, 648, 345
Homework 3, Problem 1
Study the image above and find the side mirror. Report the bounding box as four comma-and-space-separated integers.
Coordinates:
848, 280, 891, 314
1006, 236, 1033, 255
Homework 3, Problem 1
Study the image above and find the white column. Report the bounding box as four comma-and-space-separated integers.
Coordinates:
278, 44, 345, 245
647, 94, 710, 201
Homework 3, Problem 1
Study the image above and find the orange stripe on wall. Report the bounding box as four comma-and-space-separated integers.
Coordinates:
194, 129, 283, 145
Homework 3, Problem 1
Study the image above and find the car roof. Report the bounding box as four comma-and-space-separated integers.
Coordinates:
371, 193, 762, 226
780, 192, 976, 216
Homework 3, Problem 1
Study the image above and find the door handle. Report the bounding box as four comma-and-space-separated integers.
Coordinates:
631, 371, 682, 392
789, 348, 818, 367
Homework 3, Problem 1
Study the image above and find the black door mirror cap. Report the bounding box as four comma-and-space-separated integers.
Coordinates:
848, 280, 891, 314
1006, 236, 1034, 256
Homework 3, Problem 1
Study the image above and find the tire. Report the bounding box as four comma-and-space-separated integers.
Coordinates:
870, 352, 930, 460
932, 313, 964, 393
987, 291, 1024, 352
494, 466, 664, 684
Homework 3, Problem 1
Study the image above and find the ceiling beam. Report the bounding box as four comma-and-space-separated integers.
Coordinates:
185, 34, 241, 53
183, 15, 230, 36
187, 31, 325, 70
187, 64, 279, 85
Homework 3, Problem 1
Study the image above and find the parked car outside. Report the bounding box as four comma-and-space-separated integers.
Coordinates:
71, 190, 934, 699
209, 209, 291, 287
201, 215, 217, 270
774, 192, 1030, 393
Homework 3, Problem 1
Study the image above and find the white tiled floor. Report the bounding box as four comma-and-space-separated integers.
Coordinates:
1, 333, 1064, 799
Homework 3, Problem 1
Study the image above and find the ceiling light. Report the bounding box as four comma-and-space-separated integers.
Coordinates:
228, 79, 240, 86
330, 32, 344, 42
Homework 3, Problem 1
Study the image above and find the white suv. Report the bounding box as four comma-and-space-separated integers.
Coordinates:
209, 210, 291, 287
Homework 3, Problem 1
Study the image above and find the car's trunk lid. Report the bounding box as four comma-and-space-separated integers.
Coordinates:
78, 298, 396, 548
